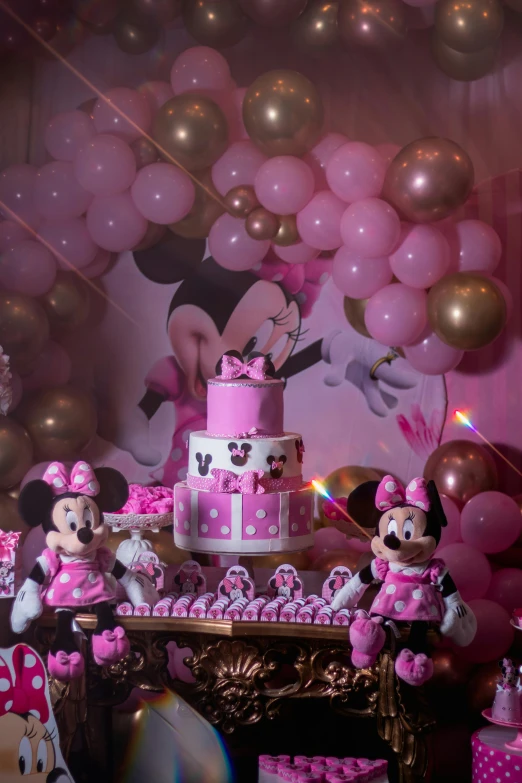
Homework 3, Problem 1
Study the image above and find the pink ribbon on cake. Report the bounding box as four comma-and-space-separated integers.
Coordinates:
210, 468, 265, 495
218, 355, 268, 381
187, 473, 303, 493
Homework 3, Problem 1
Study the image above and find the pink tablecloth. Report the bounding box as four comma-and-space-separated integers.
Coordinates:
472, 726, 522, 782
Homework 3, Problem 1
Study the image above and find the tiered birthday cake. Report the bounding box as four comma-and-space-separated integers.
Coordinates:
173, 352, 314, 555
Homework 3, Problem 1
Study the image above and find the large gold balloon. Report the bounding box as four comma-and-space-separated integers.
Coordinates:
245, 207, 279, 240
0, 293, 49, 376
432, 36, 497, 81
0, 418, 33, 491
428, 273, 506, 351
153, 95, 228, 173
183, 0, 248, 48
424, 439, 497, 505
343, 296, 371, 339
273, 214, 300, 247
20, 386, 98, 461
130, 0, 181, 23
383, 137, 474, 224
338, 0, 407, 48
238, 0, 307, 25
434, 0, 503, 54
319, 465, 383, 532
40, 272, 90, 333
243, 70, 324, 158
113, 10, 160, 55
169, 169, 225, 239
292, 1, 339, 53
0, 492, 29, 541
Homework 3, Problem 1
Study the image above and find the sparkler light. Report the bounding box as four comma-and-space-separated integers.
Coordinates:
454, 409, 522, 480
311, 479, 333, 500
311, 478, 372, 540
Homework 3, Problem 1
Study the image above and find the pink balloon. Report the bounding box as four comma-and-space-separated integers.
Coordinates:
87, 192, 148, 253
457, 599, 514, 663
390, 223, 450, 288
309, 526, 351, 562
39, 217, 97, 270
0, 164, 40, 229
0, 239, 56, 296
487, 568, 522, 613
211, 141, 267, 197
455, 219, 502, 273
333, 247, 393, 299
305, 133, 348, 190
340, 198, 401, 258
376, 143, 401, 164
273, 241, 320, 264
131, 163, 195, 225
22, 460, 61, 488
232, 87, 249, 141
326, 142, 386, 203
92, 87, 152, 143
404, 326, 464, 375
22, 340, 71, 391
0, 220, 31, 251
171, 46, 232, 94
437, 543, 491, 601
255, 156, 314, 215
82, 247, 112, 279
438, 494, 462, 549
74, 134, 137, 196
138, 80, 174, 113
44, 110, 96, 162
488, 276, 513, 321
296, 190, 345, 250
461, 491, 522, 554
365, 283, 427, 346
34, 161, 93, 221
209, 213, 270, 271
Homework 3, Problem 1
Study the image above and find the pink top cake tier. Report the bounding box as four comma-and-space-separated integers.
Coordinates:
206, 377, 284, 438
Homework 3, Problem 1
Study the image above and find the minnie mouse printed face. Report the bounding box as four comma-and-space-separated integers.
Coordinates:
268, 565, 302, 600
195, 452, 212, 476
174, 570, 204, 594
328, 568, 351, 598
228, 442, 252, 467
133, 236, 301, 402
218, 565, 252, 601
0, 561, 13, 580
266, 454, 287, 479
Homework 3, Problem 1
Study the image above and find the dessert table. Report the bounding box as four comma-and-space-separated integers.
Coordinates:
37, 614, 435, 783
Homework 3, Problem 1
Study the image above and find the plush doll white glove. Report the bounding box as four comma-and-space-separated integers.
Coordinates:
331, 573, 371, 612
119, 568, 159, 607
440, 591, 477, 646
11, 578, 43, 634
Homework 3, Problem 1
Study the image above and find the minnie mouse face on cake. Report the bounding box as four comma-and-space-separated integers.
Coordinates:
228, 442, 252, 467
266, 454, 287, 479
195, 453, 212, 476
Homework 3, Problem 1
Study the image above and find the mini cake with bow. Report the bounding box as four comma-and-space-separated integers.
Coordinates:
11, 462, 158, 682
174, 351, 313, 555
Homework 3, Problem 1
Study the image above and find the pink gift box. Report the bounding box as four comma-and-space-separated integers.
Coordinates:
116, 602, 133, 616
0, 531, 20, 599
333, 609, 351, 626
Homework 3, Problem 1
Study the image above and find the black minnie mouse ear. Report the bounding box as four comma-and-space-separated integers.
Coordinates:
247, 351, 276, 378
215, 350, 243, 376
133, 234, 206, 284
427, 479, 447, 527
347, 481, 381, 532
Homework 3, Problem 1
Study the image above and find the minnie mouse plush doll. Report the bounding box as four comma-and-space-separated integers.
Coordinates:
11, 462, 158, 682
329, 475, 477, 686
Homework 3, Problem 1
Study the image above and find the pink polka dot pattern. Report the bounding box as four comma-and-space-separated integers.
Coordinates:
472, 728, 522, 782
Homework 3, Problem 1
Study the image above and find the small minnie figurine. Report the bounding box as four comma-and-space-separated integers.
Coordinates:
11, 462, 158, 682
329, 475, 477, 686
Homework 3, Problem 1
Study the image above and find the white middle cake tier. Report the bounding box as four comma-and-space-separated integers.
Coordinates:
187, 431, 304, 493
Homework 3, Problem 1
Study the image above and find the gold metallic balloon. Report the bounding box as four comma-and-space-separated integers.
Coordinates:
224, 185, 259, 218
466, 661, 500, 713
319, 465, 383, 531
130, 0, 181, 23
169, 169, 225, 239
505, 0, 522, 11
20, 385, 98, 461
338, 0, 407, 48
432, 35, 497, 81
311, 549, 361, 572
0, 293, 49, 376
243, 69, 324, 158
382, 137, 474, 224
131, 137, 159, 169
0, 492, 29, 541
153, 94, 229, 173
434, 0, 503, 54
112, 10, 160, 54
245, 207, 279, 240
273, 214, 300, 247
429, 648, 472, 690
183, 0, 248, 48
254, 551, 311, 570
427, 273, 506, 351
0, 418, 33, 491
424, 439, 497, 505
343, 296, 372, 339
238, 0, 307, 25
41, 272, 90, 333
292, 1, 339, 53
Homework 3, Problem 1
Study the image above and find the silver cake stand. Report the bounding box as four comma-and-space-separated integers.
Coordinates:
105, 511, 173, 567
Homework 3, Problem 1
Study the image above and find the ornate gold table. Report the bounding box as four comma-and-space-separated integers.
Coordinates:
38, 616, 435, 783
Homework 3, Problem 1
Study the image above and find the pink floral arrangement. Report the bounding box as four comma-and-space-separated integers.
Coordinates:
115, 484, 173, 515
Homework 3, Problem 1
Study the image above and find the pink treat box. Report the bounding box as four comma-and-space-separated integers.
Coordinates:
295, 757, 326, 766
296, 606, 316, 624
278, 763, 310, 781
333, 609, 351, 626
116, 602, 133, 616
311, 764, 343, 775
321, 566, 353, 604
280, 605, 298, 623
325, 759, 341, 766
242, 603, 263, 621
296, 774, 325, 783
259, 755, 291, 773
172, 594, 196, 617
326, 776, 357, 783
134, 603, 151, 617
261, 606, 280, 622
189, 603, 208, 619
315, 607, 333, 625
0, 531, 20, 599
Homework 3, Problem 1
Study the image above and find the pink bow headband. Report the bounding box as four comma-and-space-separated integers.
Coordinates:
375, 475, 431, 512
0, 644, 49, 722
42, 461, 100, 497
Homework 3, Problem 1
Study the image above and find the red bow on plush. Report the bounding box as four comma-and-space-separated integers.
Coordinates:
274, 573, 294, 589
179, 570, 199, 586
210, 469, 265, 495
223, 576, 244, 594
0, 644, 49, 722
218, 355, 268, 381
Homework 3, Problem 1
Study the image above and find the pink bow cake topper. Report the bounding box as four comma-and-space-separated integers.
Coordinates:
0, 644, 49, 722
210, 468, 265, 495
218, 354, 270, 381
42, 461, 100, 497
375, 475, 431, 512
